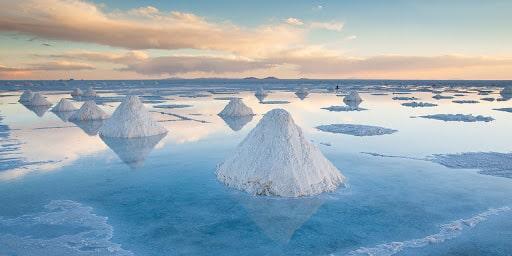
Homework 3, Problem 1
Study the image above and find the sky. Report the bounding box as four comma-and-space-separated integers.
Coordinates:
0, 0, 511, 80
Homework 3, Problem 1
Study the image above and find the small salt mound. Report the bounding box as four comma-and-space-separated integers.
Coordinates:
316, 124, 397, 136
343, 91, 363, 104
69, 101, 108, 121
401, 101, 437, 108
18, 90, 34, 102
216, 108, 344, 197
100, 95, 167, 138
419, 114, 493, 122
26, 92, 52, 106
71, 88, 83, 97
83, 87, 97, 97
218, 98, 254, 117
51, 98, 77, 112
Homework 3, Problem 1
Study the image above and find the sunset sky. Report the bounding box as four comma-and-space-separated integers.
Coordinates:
0, 0, 511, 80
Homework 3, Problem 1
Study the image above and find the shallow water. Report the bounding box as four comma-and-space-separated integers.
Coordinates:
1, 81, 512, 255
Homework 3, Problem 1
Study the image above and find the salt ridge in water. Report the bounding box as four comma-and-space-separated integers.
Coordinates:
452, 100, 479, 104
69, 101, 108, 121
218, 98, 254, 117
401, 101, 437, 108
348, 206, 511, 256
316, 124, 397, 136
100, 95, 167, 138
0, 200, 133, 256
216, 108, 344, 197
419, 114, 494, 122
52, 98, 77, 112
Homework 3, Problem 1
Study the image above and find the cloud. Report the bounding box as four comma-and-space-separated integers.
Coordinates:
0, 61, 94, 78
310, 21, 344, 31
0, 0, 304, 57
285, 18, 304, 26
345, 35, 357, 41
39, 51, 149, 64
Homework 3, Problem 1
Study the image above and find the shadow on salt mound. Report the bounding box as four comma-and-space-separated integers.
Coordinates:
219, 115, 253, 131
21, 103, 51, 117
71, 120, 104, 136
316, 124, 397, 136
0, 200, 133, 256
234, 192, 324, 244
100, 133, 166, 169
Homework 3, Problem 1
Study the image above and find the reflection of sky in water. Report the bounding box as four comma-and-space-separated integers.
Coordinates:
1, 87, 512, 255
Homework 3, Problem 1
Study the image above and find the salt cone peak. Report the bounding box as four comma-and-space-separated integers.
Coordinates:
19, 90, 34, 102
218, 98, 254, 117
343, 91, 363, 104
52, 98, 77, 112
71, 88, 83, 97
69, 100, 108, 121
216, 108, 345, 197
27, 92, 52, 106
99, 95, 167, 138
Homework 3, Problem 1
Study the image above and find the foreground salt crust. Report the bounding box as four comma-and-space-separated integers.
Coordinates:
316, 124, 397, 136
26, 92, 52, 106
51, 98, 77, 112
100, 95, 167, 138
69, 101, 108, 121
419, 114, 493, 122
18, 90, 34, 102
431, 152, 512, 179
71, 88, 83, 97
218, 98, 254, 117
216, 108, 344, 197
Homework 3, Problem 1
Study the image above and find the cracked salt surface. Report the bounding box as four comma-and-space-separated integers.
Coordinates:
316, 124, 397, 136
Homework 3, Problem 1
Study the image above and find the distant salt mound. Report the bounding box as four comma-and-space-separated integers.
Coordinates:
316, 124, 397, 136
392, 96, 419, 101
452, 100, 479, 104
494, 107, 512, 113
18, 90, 34, 102
100, 96, 166, 138
216, 108, 344, 197
431, 152, 512, 179
83, 87, 97, 97
401, 101, 437, 108
69, 101, 108, 121
218, 98, 254, 117
26, 92, 52, 106
343, 91, 363, 104
71, 88, 83, 97
419, 114, 494, 122
51, 98, 77, 112
432, 94, 454, 100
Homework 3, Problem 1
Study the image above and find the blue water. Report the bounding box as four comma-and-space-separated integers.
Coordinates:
1, 81, 512, 255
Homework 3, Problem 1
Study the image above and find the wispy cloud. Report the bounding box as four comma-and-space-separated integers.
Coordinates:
310, 21, 344, 31
345, 35, 357, 41
285, 18, 304, 26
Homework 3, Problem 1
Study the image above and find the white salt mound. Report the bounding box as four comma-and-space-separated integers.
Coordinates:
316, 124, 397, 136
83, 87, 97, 97
218, 98, 254, 117
343, 91, 363, 104
19, 90, 34, 102
71, 88, 83, 97
216, 108, 344, 197
100, 95, 167, 138
52, 98, 77, 112
27, 92, 52, 106
69, 101, 108, 121
419, 114, 493, 122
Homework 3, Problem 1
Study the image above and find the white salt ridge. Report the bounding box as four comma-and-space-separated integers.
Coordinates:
18, 90, 34, 102
71, 88, 83, 97
419, 114, 493, 122
322, 106, 367, 112
316, 124, 397, 136
218, 98, 254, 117
432, 94, 454, 99
453, 100, 479, 104
480, 97, 495, 102
51, 98, 77, 112
493, 107, 512, 113
343, 91, 363, 104
26, 92, 52, 106
100, 95, 167, 138
401, 101, 437, 108
83, 87, 97, 97
216, 108, 344, 197
0, 200, 133, 256
348, 206, 511, 256
392, 96, 419, 101
69, 101, 108, 121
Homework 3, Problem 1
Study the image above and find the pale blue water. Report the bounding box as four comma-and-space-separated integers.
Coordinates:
1, 80, 512, 255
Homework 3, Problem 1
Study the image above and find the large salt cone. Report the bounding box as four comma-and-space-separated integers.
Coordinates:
100, 133, 166, 169
99, 95, 167, 138
52, 98, 77, 112
218, 98, 254, 117
216, 108, 344, 197
69, 101, 108, 121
